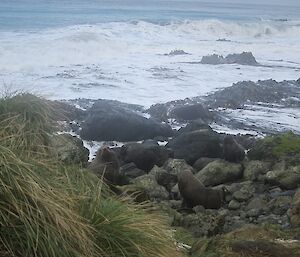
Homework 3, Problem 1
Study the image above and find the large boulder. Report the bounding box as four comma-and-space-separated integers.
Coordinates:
118, 163, 146, 185
149, 165, 178, 192
243, 160, 272, 181
169, 103, 212, 122
196, 160, 243, 186
266, 165, 300, 190
193, 157, 219, 171
166, 128, 222, 165
120, 142, 172, 172
132, 174, 169, 201
163, 158, 195, 176
51, 134, 89, 165
80, 100, 173, 141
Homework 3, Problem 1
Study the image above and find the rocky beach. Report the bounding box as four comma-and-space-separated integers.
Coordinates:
51, 75, 300, 256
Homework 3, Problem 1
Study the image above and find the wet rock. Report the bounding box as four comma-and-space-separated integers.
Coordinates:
196, 160, 243, 186
266, 165, 300, 189
243, 160, 272, 181
177, 119, 211, 134
200, 52, 258, 66
120, 142, 172, 172
51, 134, 89, 165
223, 135, 245, 163
167, 128, 222, 165
169, 103, 212, 122
80, 99, 173, 141
204, 79, 300, 109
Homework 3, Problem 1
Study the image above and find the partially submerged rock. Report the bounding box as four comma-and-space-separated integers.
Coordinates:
200, 52, 258, 66
80, 99, 173, 141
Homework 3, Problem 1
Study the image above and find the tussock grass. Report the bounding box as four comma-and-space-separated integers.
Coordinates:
0, 93, 181, 257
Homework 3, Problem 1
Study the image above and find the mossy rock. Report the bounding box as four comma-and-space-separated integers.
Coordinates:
190, 224, 300, 257
248, 132, 300, 166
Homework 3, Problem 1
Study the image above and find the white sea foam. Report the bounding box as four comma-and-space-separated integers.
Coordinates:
0, 20, 299, 107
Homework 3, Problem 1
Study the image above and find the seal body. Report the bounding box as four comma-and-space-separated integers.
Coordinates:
223, 135, 245, 163
178, 169, 225, 209
88, 146, 120, 184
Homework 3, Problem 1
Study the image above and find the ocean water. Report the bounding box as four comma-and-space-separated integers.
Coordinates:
0, 0, 300, 107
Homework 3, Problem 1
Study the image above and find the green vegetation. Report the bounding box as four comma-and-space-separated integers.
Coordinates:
0, 94, 181, 257
248, 132, 300, 165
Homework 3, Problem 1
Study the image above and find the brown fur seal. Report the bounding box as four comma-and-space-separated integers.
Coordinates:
178, 169, 225, 209
223, 135, 245, 163
88, 146, 120, 184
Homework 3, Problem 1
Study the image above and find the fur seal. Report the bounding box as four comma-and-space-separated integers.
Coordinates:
88, 146, 120, 184
223, 135, 245, 163
178, 169, 226, 209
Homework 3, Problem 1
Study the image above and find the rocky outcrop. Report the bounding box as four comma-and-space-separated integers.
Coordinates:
80, 99, 173, 141
243, 160, 272, 181
167, 128, 222, 165
200, 52, 258, 66
120, 142, 172, 172
196, 160, 243, 186
266, 165, 300, 190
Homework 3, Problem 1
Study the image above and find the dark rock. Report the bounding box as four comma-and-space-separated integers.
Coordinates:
223, 135, 245, 163
205, 79, 300, 109
167, 128, 222, 165
169, 103, 212, 122
119, 163, 146, 185
80, 99, 173, 141
225, 52, 258, 65
88, 147, 120, 184
177, 119, 211, 135
201, 52, 258, 66
120, 142, 172, 172
165, 49, 189, 56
